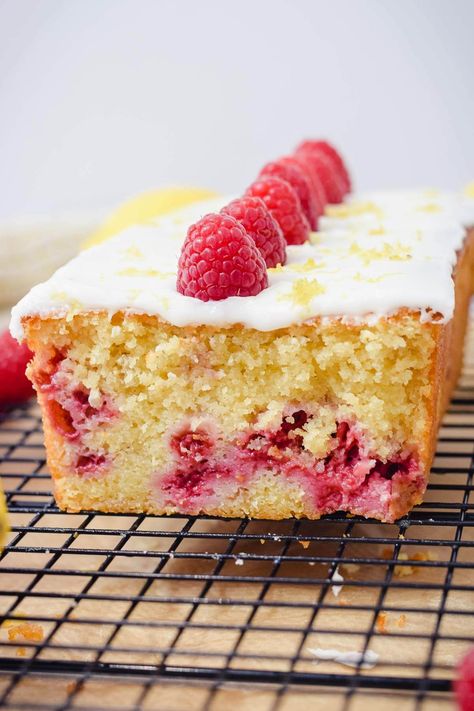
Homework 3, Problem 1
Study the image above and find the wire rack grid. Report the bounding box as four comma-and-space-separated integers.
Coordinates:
1, 347, 474, 711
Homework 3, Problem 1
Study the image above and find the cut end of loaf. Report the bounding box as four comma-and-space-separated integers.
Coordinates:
23, 309, 438, 522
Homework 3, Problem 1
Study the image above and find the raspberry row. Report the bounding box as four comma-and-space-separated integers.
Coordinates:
177, 139, 350, 301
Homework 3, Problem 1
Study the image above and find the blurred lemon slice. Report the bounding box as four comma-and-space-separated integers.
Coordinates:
82, 186, 218, 249
0, 487, 9, 550
464, 182, 474, 199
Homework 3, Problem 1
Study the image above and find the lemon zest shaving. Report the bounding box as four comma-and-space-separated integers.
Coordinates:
269, 258, 321, 275
50, 290, 69, 303
324, 201, 383, 219
417, 203, 441, 213
267, 263, 285, 274
280, 278, 326, 307
423, 188, 440, 198
349, 242, 412, 265
50, 292, 84, 315
124, 245, 144, 259
354, 271, 389, 284
288, 258, 320, 273
117, 267, 174, 278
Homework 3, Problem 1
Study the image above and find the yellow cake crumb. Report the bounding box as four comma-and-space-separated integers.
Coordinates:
376, 611, 389, 634
382, 547, 437, 576
341, 563, 360, 575
397, 614, 407, 628
411, 550, 438, 562
8, 622, 44, 643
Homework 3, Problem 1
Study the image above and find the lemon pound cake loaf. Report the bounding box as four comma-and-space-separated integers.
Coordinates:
10, 144, 474, 522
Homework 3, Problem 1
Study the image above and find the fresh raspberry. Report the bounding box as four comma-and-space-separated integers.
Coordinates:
245, 176, 310, 246
221, 196, 286, 268
297, 139, 351, 193
294, 147, 345, 205
177, 213, 268, 301
293, 154, 328, 211
455, 647, 474, 711
259, 156, 322, 230
0, 330, 34, 406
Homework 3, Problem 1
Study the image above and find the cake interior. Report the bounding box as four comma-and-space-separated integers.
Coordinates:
24, 310, 440, 522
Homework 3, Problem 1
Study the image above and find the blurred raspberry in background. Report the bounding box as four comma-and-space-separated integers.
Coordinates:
0, 330, 34, 406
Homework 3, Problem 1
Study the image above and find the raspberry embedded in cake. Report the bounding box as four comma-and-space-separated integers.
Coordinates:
171, 425, 215, 463
156, 413, 422, 520
28, 347, 117, 481
75, 452, 109, 477
43, 380, 116, 441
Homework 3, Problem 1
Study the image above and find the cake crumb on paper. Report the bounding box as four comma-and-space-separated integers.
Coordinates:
411, 550, 438, 562
393, 555, 415, 577
7, 622, 44, 643
7, 622, 44, 656
376, 611, 389, 634
381, 547, 438, 578
341, 563, 360, 575
397, 614, 407, 628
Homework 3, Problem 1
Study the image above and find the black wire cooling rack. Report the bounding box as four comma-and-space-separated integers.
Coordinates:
1, 377, 474, 710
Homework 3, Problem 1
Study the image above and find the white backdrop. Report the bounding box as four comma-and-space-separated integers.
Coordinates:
0, 0, 473, 219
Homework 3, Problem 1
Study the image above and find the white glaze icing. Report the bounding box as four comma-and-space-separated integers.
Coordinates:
10, 189, 474, 340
